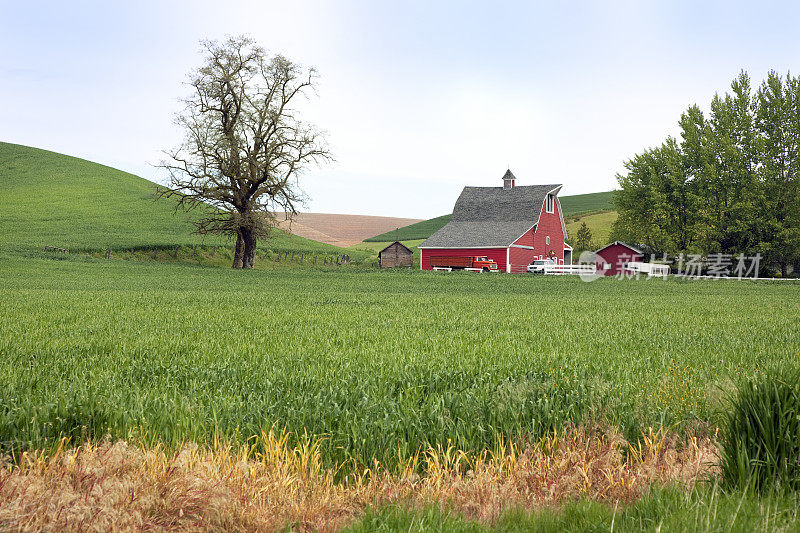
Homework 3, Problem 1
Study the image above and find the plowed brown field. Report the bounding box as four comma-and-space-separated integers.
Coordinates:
274, 213, 423, 246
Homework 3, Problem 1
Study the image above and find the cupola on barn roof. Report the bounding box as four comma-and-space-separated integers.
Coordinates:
502, 169, 516, 189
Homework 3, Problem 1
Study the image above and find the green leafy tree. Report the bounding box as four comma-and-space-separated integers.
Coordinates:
575, 221, 592, 252
614, 70, 800, 275
754, 71, 800, 276
611, 140, 693, 254
706, 72, 758, 254
611, 147, 661, 248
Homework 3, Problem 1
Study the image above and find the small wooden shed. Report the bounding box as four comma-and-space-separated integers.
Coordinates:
378, 241, 414, 268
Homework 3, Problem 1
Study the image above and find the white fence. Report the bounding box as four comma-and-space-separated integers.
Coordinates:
543, 264, 597, 275
624, 261, 670, 278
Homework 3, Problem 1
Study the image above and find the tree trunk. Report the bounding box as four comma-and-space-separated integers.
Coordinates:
241, 228, 257, 269
232, 231, 244, 269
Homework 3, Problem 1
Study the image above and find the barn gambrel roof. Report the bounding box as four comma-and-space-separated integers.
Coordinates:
419, 183, 562, 249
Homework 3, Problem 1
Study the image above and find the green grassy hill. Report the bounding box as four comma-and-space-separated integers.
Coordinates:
365, 190, 616, 242
559, 190, 614, 215
565, 210, 618, 246
0, 142, 362, 257
363, 215, 452, 242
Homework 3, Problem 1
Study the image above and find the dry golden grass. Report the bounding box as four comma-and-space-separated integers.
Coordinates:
0, 427, 717, 532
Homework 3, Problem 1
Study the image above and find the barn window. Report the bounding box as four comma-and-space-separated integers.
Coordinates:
546, 236, 550, 245
546, 194, 554, 213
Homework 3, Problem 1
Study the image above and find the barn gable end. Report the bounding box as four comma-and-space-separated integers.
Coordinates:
378, 241, 414, 268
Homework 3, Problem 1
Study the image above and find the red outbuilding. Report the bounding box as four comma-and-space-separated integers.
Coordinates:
594, 241, 644, 276
418, 170, 572, 273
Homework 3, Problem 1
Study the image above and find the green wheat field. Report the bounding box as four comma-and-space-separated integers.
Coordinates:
2, 254, 798, 468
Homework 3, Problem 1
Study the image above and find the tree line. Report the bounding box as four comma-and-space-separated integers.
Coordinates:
612, 71, 800, 276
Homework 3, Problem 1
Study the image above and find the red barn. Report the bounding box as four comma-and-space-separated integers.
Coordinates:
594, 241, 644, 276
418, 170, 572, 273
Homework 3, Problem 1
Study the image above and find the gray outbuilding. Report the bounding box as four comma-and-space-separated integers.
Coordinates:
378, 241, 414, 268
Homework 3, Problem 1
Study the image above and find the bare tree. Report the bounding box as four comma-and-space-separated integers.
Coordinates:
159, 36, 331, 268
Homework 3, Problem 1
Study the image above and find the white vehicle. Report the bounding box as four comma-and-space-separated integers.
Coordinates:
624, 261, 670, 278
527, 259, 555, 274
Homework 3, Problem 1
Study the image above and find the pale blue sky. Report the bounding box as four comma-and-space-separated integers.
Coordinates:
2, 1, 800, 218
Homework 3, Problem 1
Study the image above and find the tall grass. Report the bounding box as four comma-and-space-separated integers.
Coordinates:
720, 370, 800, 492
0, 426, 716, 531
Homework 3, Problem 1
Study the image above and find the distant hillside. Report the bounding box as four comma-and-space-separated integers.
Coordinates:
364, 190, 615, 242
275, 212, 423, 247
0, 142, 359, 255
363, 214, 452, 242
559, 191, 614, 215
565, 210, 618, 246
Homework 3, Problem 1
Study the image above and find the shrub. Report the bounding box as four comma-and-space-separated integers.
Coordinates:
720, 370, 800, 492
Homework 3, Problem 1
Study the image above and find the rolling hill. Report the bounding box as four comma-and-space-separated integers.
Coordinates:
559, 190, 614, 214
0, 141, 364, 256
363, 214, 453, 242
274, 212, 423, 247
564, 210, 618, 246
364, 190, 616, 242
